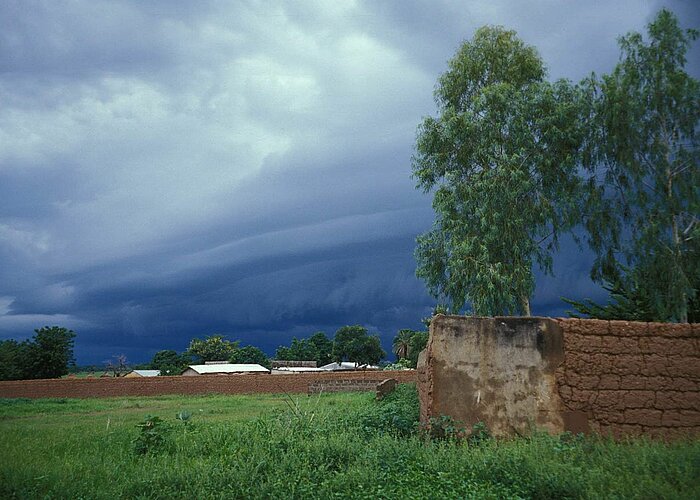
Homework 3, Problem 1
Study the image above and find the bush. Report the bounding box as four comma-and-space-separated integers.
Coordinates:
133, 415, 170, 455
349, 384, 420, 437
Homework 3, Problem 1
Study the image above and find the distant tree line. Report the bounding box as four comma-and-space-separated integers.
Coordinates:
149, 325, 388, 376
2, 323, 426, 381
0, 326, 76, 381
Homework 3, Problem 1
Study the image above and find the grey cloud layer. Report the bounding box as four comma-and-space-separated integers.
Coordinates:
1, 0, 696, 362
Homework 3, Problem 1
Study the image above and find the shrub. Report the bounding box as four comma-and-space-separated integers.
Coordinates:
133, 415, 170, 455
349, 384, 420, 437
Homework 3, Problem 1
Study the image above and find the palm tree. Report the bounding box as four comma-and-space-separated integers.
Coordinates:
392, 329, 415, 360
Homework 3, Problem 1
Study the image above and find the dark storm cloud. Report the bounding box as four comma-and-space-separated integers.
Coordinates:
1, 0, 696, 363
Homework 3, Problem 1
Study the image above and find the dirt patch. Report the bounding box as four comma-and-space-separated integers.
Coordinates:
0, 371, 417, 399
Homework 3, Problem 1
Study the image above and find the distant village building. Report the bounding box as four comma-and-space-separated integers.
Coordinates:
181, 363, 270, 376
319, 362, 380, 371
271, 366, 324, 374
270, 360, 318, 369
124, 369, 161, 378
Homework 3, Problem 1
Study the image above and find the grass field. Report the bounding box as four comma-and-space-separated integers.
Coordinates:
1, 386, 698, 499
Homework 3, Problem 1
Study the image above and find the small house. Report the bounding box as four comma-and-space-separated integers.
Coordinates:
124, 369, 161, 378
319, 361, 380, 371
181, 363, 270, 376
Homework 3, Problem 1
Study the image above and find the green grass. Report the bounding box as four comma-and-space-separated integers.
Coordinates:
1, 386, 698, 499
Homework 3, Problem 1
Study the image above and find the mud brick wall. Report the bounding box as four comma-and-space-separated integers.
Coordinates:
308, 378, 385, 394
556, 318, 699, 439
0, 370, 417, 399
418, 316, 566, 437
418, 315, 699, 440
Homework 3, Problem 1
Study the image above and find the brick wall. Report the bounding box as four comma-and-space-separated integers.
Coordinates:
0, 370, 417, 399
418, 315, 699, 440
555, 319, 699, 439
308, 378, 387, 394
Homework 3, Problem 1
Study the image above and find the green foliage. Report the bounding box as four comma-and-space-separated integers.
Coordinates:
176, 410, 192, 423
413, 26, 586, 316
0, 340, 30, 381
391, 329, 414, 360
229, 345, 270, 368
422, 414, 466, 441
0, 326, 76, 380
349, 384, 420, 437
1, 391, 699, 498
28, 326, 76, 379
391, 329, 429, 368
564, 268, 700, 322
420, 304, 451, 328
186, 335, 239, 363
468, 421, 492, 446
332, 325, 385, 365
406, 330, 428, 368
383, 358, 412, 371
133, 415, 170, 455
150, 350, 190, 376
274, 331, 333, 366
580, 9, 699, 323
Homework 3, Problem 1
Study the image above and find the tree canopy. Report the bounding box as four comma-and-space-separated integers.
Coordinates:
331, 325, 385, 366
579, 9, 699, 323
0, 326, 76, 380
230, 345, 270, 368
413, 25, 585, 316
186, 335, 239, 363
392, 329, 429, 369
150, 350, 191, 376
275, 331, 333, 366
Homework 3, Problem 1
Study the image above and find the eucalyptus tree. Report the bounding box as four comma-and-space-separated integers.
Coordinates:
413, 26, 585, 316
581, 9, 699, 323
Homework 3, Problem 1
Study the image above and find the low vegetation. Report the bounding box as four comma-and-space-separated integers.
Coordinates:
1, 386, 698, 499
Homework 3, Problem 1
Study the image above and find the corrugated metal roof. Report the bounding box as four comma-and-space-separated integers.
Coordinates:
132, 370, 161, 377
319, 362, 380, 371
272, 367, 324, 372
187, 363, 270, 374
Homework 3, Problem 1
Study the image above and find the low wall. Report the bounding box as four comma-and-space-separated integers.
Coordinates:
308, 378, 384, 394
557, 318, 699, 439
418, 315, 699, 440
0, 371, 417, 399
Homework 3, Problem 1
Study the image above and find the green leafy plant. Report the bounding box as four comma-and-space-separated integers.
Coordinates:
468, 421, 492, 446
351, 384, 420, 437
133, 415, 170, 455
176, 410, 192, 423
421, 414, 466, 441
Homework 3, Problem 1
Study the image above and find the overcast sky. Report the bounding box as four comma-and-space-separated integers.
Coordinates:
1, 0, 698, 364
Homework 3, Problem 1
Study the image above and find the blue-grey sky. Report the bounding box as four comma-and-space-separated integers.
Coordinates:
1, 1, 698, 364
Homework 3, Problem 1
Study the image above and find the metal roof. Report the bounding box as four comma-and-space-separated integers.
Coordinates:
187, 363, 270, 374
131, 370, 161, 377
319, 362, 379, 371
272, 367, 324, 372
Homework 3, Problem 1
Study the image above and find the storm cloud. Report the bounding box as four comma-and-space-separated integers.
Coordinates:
1, 0, 697, 363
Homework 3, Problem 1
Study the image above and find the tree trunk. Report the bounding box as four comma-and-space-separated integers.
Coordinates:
520, 296, 531, 316
667, 157, 688, 323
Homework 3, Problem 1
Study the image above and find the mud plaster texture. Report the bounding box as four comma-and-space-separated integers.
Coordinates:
418, 316, 565, 437
418, 316, 699, 440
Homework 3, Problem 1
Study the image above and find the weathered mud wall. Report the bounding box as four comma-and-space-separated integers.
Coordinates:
418, 316, 699, 439
0, 370, 417, 399
418, 316, 566, 437
556, 319, 699, 439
